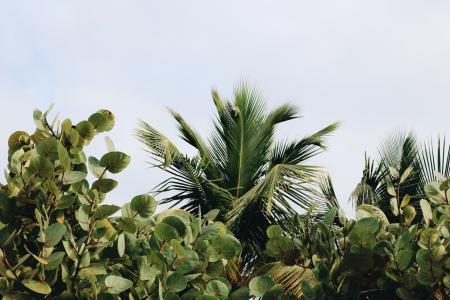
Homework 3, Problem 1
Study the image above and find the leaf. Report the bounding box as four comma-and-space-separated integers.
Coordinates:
387, 185, 396, 197
166, 272, 187, 292
203, 209, 220, 221
79, 265, 107, 278
88, 156, 105, 178
92, 178, 118, 193
266, 225, 283, 238
118, 233, 125, 258
117, 217, 137, 233
424, 183, 445, 204
46, 251, 65, 270
230, 287, 250, 300
402, 205, 416, 225
30, 156, 54, 179
8, 130, 29, 146
154, 223, 179, 242
88, 113, 109, 132
399, 166, 413, 183
400, 194, 411, 208
99, 151, 131, 173
212, 234, 241, 259
205, 280, 229, 298
22, 280, 51, 295
420, 199, 432, 226
90, 110, 115, 132
161, 216, 186, 237
94, 205, 120, 219
63, 171, 87, 184
173, 248, 199, 274
44, 223, 66, 247
76, 121, 95, 144
390, 197, 399, 216
324, 207, 337, 225
130, 194, 156, 218
36, 137, 59, 158
356, 204, 389, 229
56, 194, 76, 209
397, 249, 414, 271
139, 264, 160, 281
57, 145, 70, 172
105, 136, 115, 152
105, 275, 133, 294
249, 276, 274, 297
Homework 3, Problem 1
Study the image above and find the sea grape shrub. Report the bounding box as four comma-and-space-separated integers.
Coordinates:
0, 107, 244, 299
261, 170, 450, 299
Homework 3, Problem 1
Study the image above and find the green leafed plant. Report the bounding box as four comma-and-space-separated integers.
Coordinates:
256, 172, 450, 299
0, 107, 242, 299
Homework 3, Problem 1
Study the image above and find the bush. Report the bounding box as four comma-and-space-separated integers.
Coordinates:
258, 169, 450, 299
0, 107, 243, 299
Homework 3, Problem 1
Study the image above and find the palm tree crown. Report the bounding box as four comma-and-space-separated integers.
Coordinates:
137, 83, 339, 265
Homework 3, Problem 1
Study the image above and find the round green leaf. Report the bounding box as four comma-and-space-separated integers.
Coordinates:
174, 248, 199, 274
154, 223, 179, 242
266, 225, 283, 238
36, 137, 59, 159
249, 276, 274, 297
265, 236, 292, 258
76, 121, 95, 144
117, 217, 137, 233
105, 275, 133, 294
92, 178, 118, 193
205, 280, 229, 299
99, 151, 131, 173
30, 156, 54, 178
230, 287, 250, 300
88, 111, 115, 132
166, 272, 187, 292
212, 234, 241, 259
130, 194, 156, 218
161, 216, 186, 237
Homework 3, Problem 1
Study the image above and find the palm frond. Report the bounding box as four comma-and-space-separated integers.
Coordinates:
318, 175, 340, 209
263, 262, 318, 298
419, 137, 450, 184
270, 122, 340, 167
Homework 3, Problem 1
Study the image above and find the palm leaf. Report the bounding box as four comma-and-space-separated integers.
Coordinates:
262, 262, 318, 298
419, 137, 450, 184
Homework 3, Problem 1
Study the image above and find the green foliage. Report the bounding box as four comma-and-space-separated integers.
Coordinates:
0, 107, 242, 299
258, 174, 450, 299
137, 83, 339, 266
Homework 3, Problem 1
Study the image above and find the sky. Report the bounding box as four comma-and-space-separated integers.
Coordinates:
1, 1, 450, 216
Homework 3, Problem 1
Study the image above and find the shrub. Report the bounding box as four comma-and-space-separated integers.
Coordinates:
259, 168, 450, 299
0, 107, 243, 299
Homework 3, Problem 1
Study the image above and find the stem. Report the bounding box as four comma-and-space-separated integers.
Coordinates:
98, 168, 107, 180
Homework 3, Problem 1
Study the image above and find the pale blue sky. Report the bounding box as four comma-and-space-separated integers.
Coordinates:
1, 1, 450, 215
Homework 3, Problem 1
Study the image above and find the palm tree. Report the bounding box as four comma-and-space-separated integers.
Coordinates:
322, 131, 450, 222
136, 83, 339, 266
